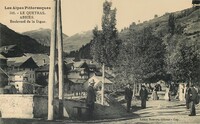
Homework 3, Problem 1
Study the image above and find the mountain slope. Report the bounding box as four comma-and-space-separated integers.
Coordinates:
64, 31, 93, 53
23, 29, 93, 53
0, 23, 49, 54
22, 28, 68, 46
120, 7, 200, 42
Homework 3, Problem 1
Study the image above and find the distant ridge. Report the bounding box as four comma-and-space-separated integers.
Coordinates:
23, 29, 93, 53
0, 23, 49, 54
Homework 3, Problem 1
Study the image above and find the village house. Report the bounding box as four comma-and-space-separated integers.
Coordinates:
7, 56, 38, 93
35, 62, 69, 87
84, 75, 114, 91
0, 45, 24, 58
24, 53, 50, 67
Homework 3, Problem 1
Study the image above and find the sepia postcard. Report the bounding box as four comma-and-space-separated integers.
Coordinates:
0, 0, 200, 123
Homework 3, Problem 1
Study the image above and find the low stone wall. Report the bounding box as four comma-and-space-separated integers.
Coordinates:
0, 94, 129, 119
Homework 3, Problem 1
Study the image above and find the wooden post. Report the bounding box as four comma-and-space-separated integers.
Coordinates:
48, 0, 57, 120
57, 0, 64, 118
101, 63, 105, 105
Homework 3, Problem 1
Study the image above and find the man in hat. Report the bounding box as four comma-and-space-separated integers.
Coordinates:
188, 84, 198, 116
124, 83, 133, 112
139, 85, 148, 109
86, 79, 96, 119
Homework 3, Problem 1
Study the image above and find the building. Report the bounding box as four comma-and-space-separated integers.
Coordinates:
24, 53, 50, 67
7, 56, 38, 84
0, 45, 24, 58
35, 63, 68, 87
84, 75, 114, 91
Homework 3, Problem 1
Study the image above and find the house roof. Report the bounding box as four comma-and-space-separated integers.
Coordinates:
88, 75, 113, 84
24, 53, 50, 67
7, 56, 38, 68
0, 54, 6, 60
68, 78, 87, 84
73, 60, 85, 68
7, 56, 30, 67
64, 57, 75, 63
0, 45, 16, 53
12, 70, 29, 75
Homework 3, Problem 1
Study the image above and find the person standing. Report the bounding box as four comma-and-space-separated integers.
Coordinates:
152, 87, 158, 100
124, 83, 133, 112
86, 80, 96, 119
164, 85, 169, 100
188, 84, 198, 116
168, 83, 173, 101
140, 85, 148, 109
185, 83, 190, 109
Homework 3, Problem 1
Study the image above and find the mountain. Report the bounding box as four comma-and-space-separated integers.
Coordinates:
0, 23, 49, 54
23, 29, 93, 53
120, 7, 200, 42
22, 28, 68, 46
64, 31, 93, 53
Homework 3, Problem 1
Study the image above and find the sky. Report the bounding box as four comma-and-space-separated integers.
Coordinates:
0, 0, 192, 36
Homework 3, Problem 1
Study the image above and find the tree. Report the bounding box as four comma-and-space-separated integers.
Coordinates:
170, 41, 200, 83
116, 27, 166, 86
36, 74, 48, 86
154, 14, 158, 18
91, 1, 120, 66
168, 14, 175, 35
90, 1, 120, 104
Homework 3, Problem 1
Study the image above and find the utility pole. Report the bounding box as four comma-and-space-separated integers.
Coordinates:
101, 63, 105, 105
48, 0, 57, 120
57, 0, 64, 118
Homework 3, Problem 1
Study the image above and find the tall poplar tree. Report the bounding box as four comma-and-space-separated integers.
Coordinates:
91, 0, 120, 67
90, 1, 120, 104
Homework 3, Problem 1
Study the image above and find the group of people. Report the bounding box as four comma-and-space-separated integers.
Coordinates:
124, 84, 148, 112
85, 80, 199, 120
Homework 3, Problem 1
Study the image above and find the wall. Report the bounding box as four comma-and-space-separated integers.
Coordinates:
0, 94, 34, 118
0, 94, 129, 120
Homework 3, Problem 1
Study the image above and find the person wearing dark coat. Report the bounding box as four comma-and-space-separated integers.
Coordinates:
185, 83, 190, 109
86, 80, 96, 119
139, 85, 148, 109
125, 83, 133, 112
188, 84, 198, 116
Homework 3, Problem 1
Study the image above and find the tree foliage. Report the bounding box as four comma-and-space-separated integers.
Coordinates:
170, 41, 200, 83
115, 27, 167, 85
91, 1, 120, 67
168, 14, 175, 35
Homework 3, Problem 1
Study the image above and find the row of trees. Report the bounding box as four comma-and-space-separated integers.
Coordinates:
90, 1, 200, 87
